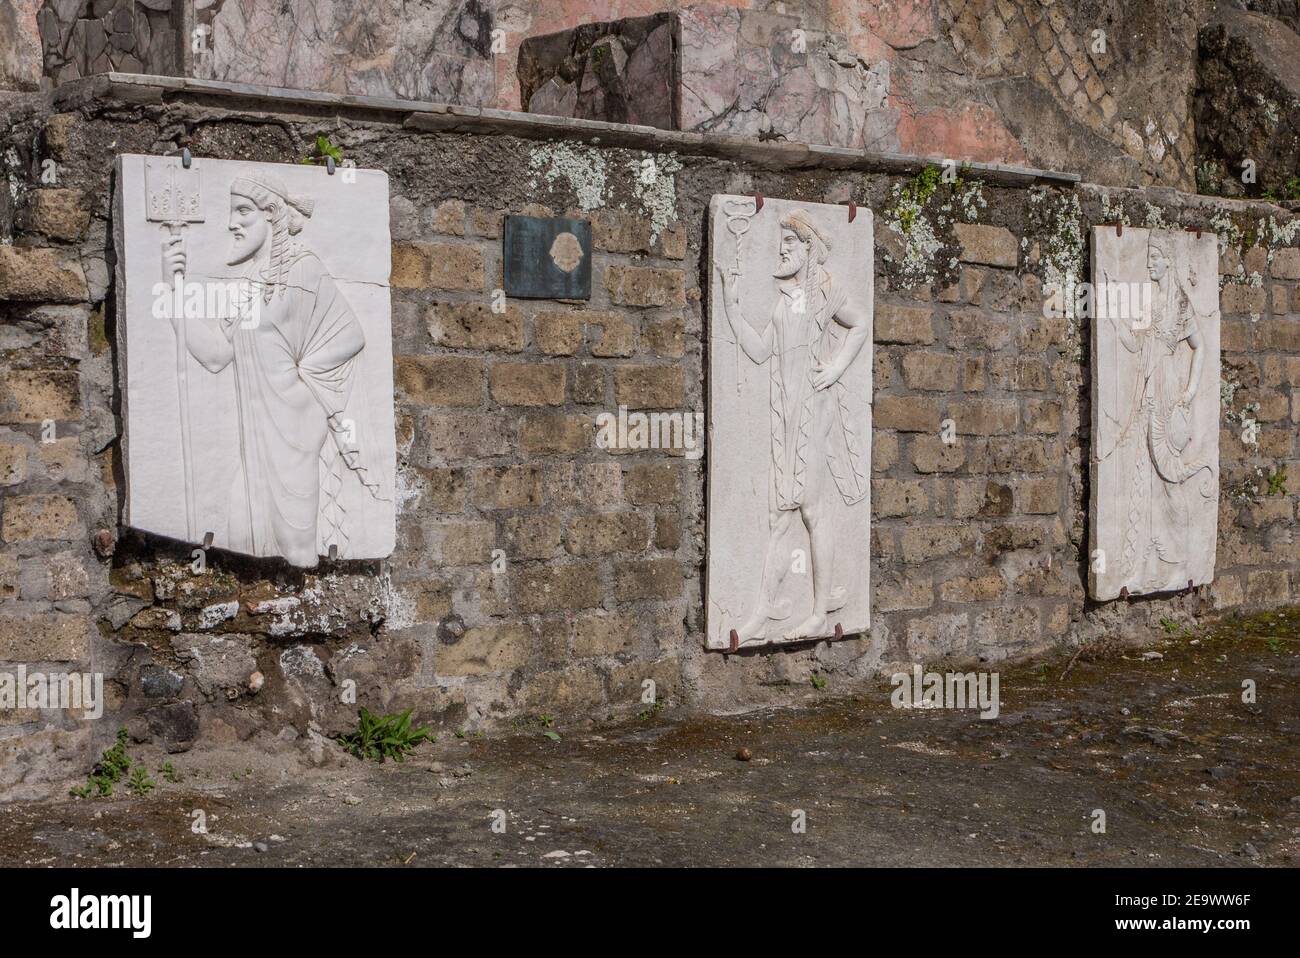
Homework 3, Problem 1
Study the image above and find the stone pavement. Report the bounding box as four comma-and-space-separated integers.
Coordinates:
0, 610, 1296, 867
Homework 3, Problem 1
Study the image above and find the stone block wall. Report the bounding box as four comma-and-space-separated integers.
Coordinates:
384, 185, 696, 724
1, 79, 1298, 799
518, 13, 678, 129
1196, 4, 1300, 199
36, 0, 182, 87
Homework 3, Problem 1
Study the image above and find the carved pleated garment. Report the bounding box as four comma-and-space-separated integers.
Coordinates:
226, 251, 369, 564
767, 269, 869, 512
1119, 282, 1206, 590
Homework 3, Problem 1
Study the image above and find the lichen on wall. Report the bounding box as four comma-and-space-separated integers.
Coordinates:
625, 153, 681, 243
1260, 214, 1300, 249
1097, 191, 1130, 226
1028, 187, 1085, 349
879, 166, 965, 289
528, 142, 608, 211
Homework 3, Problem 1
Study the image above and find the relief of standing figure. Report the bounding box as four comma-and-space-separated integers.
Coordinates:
1100, 237, 1216, 593
714, 209, 871, 643
160, 174, 387, 567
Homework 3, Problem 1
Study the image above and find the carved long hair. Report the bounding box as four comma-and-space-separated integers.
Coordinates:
1148, 236, 1199, 315
230, 175, 315, 302
781, 209, 832, 345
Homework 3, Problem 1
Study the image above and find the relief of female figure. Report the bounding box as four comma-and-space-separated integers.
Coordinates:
1106, 238, 1215, 593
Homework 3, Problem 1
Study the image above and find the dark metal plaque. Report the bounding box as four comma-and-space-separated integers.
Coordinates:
503, 215, 592, 300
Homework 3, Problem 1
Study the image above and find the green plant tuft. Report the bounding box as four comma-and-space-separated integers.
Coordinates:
896, 165, 942, 233
1266, 466, 1288, 496
70, 727, 133, 799
126, 764, 155, 796
337, 708, 433, 763
302, 133, 344, 166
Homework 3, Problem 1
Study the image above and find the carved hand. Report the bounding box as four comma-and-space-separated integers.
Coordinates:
162, 234, 186, 279
811, 357, 846, 391
712, 260, 740, 310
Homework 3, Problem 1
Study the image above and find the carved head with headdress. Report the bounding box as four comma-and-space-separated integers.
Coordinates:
1146, 233, 1201, 325
775, 208, 831, 280
228, 174, 315, 301
1146, 236, 1172, 284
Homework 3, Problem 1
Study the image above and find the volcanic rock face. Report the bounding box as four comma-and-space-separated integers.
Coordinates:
21, 0, 499, 106
1238, 0, 1300, 33
510, 1, 1212, 186
1, 1, 42, 93
518, 13, 679, 130
12, 0, 1300, 196
677, 4, 897, 151
193, 0, 497, 105
1196, 4, 1300, 198
518, 5, 898, 152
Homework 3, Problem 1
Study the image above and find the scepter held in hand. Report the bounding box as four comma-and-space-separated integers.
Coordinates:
144, 156, 204, 541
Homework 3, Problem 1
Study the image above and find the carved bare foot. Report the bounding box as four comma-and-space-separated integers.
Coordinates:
735, 610, 771, 644
768, 597, 792, 621
784, 612, 827, 640
734, 594, 792, 645
826, 586, 847, 613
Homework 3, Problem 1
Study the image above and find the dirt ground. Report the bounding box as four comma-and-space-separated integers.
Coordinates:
2, 609, 1298, 868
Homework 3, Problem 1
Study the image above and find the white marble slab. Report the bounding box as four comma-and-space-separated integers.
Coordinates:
1089, 226, 1219, 599
113, 155, 396, 566
707, 195, 873, 650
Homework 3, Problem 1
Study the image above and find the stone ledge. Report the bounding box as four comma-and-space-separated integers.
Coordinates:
1076, 182, 1298, 219
50, 73, 1082, 187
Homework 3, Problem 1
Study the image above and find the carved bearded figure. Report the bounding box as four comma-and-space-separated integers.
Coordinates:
715, 209, 871, 642
160, 174, 384, 567
1106, 238, 1214, 592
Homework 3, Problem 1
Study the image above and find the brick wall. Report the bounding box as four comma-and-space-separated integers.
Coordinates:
870, 254, 1075, 667
1215, 235, 1300, 604
0, 81, 1297, 799
386, 198, 694, 721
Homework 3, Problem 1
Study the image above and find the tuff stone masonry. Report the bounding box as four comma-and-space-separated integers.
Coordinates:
1, 75, 1299, 800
